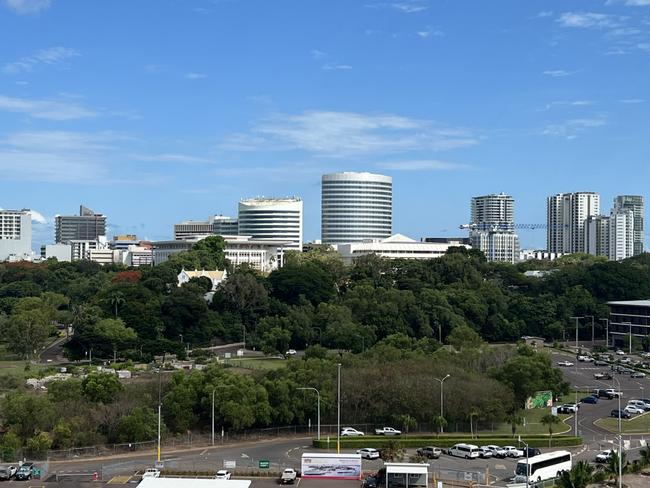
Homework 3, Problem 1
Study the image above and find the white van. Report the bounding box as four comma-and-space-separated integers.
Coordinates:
448, 443, 480, 459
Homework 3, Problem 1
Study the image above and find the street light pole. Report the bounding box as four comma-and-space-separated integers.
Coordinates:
211, 388, 216, 446
613, 376, 622, 488
297, 387, 321, 440
337, 363, 341, 454
600, 318, 609, 349
622, 321, 632, 354
585, 315, 595, 345
433, 375, 451, 433
242, 325, 246, 351
570, 316, 583, 351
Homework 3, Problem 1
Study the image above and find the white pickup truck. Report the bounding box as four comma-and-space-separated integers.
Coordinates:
374, 427, 402, 436
280, 468, 297, 484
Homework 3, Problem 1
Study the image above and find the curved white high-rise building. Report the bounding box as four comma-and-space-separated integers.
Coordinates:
238, 197, 303, 250
321, 172, 392, 244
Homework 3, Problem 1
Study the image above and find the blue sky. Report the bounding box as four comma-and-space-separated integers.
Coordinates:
1, 0, 649, 249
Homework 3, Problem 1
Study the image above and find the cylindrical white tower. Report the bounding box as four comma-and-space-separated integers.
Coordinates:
321, 172, 392, 245
238, 197, 303, 250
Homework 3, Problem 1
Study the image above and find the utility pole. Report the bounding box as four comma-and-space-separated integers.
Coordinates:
337, 363, 341, 454
570, 316, 583, 351
600, 318, 609, 349
585, 315, 595, 345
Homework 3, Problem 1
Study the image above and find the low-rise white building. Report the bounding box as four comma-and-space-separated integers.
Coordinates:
177, 269, 227, 291
336, 234, 471, 265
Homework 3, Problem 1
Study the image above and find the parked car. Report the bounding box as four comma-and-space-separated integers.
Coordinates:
524, 447, 542, 458
416, 446, 441, 459
611, 409, 631, 419
557, 360, 574, 367
580, 396, 598, 404
595, 450, 614, 463
285, 349, 297, 356
593, 389, 615, 399
0, 466, 17, 481
627, 399, 650, 411
341, 427, 365, 436
362, 475, 378, 488
563, 403, 579, 413
215, 470, 232, 480
478, 446, 493, 458
357, 448, 380, 459
482, 445, 507, 458
594, 372, 613, 380
605, 389, 622, 398
577, 355, 593, 362
14, 464, 33, 481
280, 468, 297, 484
631, 372, 646, 379
502, 446, 524, 458
594, 360, 608, 366
374, 427, 402, 436
616, 350, 625, 355
142, 469, 160, 479
624, 405, 644, 415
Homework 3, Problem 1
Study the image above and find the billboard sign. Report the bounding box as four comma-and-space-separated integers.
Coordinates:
525, 390, 553, 409
301, 453, 362, 480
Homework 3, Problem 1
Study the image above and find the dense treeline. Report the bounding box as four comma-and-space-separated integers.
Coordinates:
1, 238, 650, 359
0, 337, 568, 459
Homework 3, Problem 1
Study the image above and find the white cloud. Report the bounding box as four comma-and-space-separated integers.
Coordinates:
390, 1, 428, 13
417, 28, 444, 38
29, 210, 48, 224
543, 70, 576, 77
556, 12, 620, 29
3, 46, 79, 75
544, 100, 595, 110
638, 42, 650, 51
185, 72, 206, 79
607, 0, 650, 5
542, 117, 607, 139
4, 0, 51, 14
620, 98, 645, 103
322, 63, 353, 70
537, 11, 554, 18
377, 160, 471, 171
131, 153, 215, 164
220, 111, 479, 157
0, 94, 96, 120
310, 49, 326, 59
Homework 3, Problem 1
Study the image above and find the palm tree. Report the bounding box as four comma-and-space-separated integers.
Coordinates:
540, 413, 561, 447
602, 450, 627, 485
556, 460, 594, 488
469, 407, 480, 438
108, 292, 125, 318
639, 445, 650, 467
432, 415, 447, 438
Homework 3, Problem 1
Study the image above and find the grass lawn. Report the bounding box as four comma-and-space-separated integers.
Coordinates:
477, 407, 572, 436
595, 412, 650, 433
227, 357, 288, 371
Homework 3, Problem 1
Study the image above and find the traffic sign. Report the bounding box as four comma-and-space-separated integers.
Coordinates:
259, 460, 270, 469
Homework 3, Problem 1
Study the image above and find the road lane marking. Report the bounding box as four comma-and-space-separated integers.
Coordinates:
108, 475, 133, 484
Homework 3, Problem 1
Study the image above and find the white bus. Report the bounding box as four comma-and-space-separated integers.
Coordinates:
447, 443, 479, 459
514, 450, 572, 483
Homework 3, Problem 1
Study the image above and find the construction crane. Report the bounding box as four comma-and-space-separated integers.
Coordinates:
459, 223, 547, 232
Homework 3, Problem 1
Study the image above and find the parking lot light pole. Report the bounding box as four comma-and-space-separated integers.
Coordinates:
297, 387, 321, 440
570, 316, 584, 351
434, 374, 451, 433
600, 318, 609, 349
337, 363, 341, 454
585, 315, 595, 345
573, 386, 578, 436
613, 376, 622, 488
622, 321, 632, 355
211, 385, 232, 446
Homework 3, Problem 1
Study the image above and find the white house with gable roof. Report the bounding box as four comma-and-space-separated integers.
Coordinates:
177, 269, 227, 291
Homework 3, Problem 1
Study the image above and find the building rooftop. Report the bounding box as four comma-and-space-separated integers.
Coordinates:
607, 300, 650, 307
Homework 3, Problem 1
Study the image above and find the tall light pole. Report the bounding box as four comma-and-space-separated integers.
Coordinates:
573, 386, 578, 436
297, 387, 321, 440
242, 325, 246, 351
585, 315, 595, 345
433, 375, 451, 433
600, 318, 609, 349
622, 321, 632, 354
570, 316, 583, 351
211, 385, 232, 446
337, 363, 341, 454
613, 376, 623, 488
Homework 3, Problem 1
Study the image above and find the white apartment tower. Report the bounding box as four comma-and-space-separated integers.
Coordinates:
613, 195, 644, 256
547, 192, 600, 254
469, 193, 519, 263
0, 209, 32, 261
609, 208, 635, 261
238, 197, 303, 250
321, 172, 392, 245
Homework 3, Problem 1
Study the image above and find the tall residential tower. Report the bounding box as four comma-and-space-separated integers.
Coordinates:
547, 192, 600, 254
469, 193, 519, 263
321, 172, 392, 245
613, 195, 644, 256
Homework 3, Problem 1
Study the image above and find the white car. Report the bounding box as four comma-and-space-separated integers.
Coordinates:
478, 446, 494, 458
142, 469, 160, 478
595, 450, 614, 463
357, 448, 380, 459
557, 360, 574, 367
616, 350, 625, 355
483, 445, 507, 458
577, 355, 593, 362
285, 349, 297, 356
502, 446, 524, 458
215, 470, 232, 480
624, 405, 644, 415
341, 427, 365, 436
631, 372, 646, 379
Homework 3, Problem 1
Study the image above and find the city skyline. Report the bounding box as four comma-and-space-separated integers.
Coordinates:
2, 0, 649, 249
